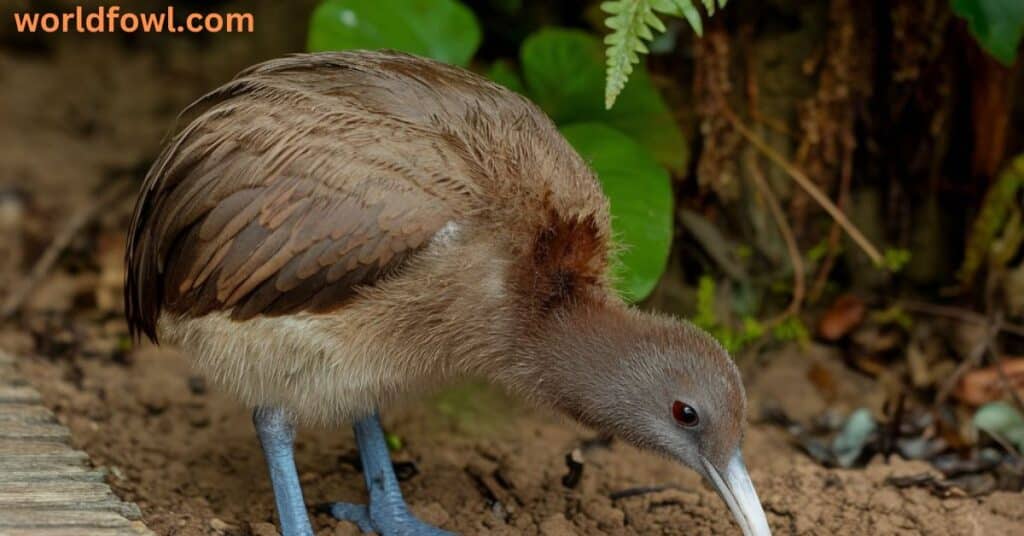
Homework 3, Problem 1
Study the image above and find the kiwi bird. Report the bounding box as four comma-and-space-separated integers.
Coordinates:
125, 51, 770, 536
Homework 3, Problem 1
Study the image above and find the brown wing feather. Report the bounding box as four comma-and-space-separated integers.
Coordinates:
125, 52, 486, 342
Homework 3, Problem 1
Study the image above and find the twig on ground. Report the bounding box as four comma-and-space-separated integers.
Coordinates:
717, 99, 884, 265
744, 151, 805, 325
882, 392, 906, 462
897, 300, 1024, 339
561, 448, 584, 489
609, 485, 672, 501
936, 317, 1001, 405
0, 180, 132, 320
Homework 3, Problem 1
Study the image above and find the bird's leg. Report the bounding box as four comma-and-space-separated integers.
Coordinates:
253, 407, 314, 536
326, 412, 451, 535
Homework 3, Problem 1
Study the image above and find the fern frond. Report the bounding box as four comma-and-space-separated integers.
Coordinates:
664, 0, 704, 36
958, 154, 1024, 287
603, 0, 727, 109
602, 0, 648, 110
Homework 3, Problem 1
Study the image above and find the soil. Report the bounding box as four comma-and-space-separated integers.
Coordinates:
7, 338, 1024, 536
2, 14, 1023, 536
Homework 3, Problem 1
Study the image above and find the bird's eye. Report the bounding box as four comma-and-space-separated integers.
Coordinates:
672, 400, 699, 427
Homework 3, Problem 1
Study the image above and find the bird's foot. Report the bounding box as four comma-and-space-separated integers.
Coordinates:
324, 501, 452, 535
323, 503, 374, 533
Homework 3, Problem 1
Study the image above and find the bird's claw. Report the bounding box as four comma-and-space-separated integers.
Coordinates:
323, 501, 452, 535
323, 502, 375, 533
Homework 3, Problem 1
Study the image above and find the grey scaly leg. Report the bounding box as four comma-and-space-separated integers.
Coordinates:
327, 412, 452, 535
253, 407, 313, 536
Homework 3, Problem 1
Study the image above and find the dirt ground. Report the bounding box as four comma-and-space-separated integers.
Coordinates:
1, 20, 1023, 536
6, 335, 1024, 535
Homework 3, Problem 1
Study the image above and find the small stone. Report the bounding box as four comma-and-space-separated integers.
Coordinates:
188, 375, 208, 395
249, 522, 280, 536
393, 460, 419, 481
108, 465, 127, 481
539, 513, 577, 536
582, 500, 625, 530
209, 517, 237, 533
466, 458, 499, 478
411, 502, 450, 527
333, 520, 364, 536
141, 392, 169, 415
189, 412, 211, 428
514, 514, 536, 531
647, 488, 701, 506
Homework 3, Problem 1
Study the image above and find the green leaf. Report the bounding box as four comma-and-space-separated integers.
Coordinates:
560, 123, 673, 301
486, 60, 525, 94
307, 0, 482, 66
974, 401, 1024, 452
771, 316, 809, 343
951, 0, 1024, 65
693, 274, 718, 330
385, 432, 403, 451
656, 0, 704, 36
521, 28, 687, 172
602, 0, 650, 109
882, 248, 912, 272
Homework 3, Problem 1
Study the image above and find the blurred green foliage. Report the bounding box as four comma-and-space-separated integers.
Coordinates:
517, 29, 686, 173
485, 60, 525, 94
308, 2, 680, 302
432, 381, 517, 435
303, 0, 1024, 355
693, 275, 810, 352
870, 306, 914, 331
308, 0, 481, 66
693, 275, 717, 331
561, 123, 673, 301
693, 275, 767, 352
508, 29, 681, 300
881, 248, 912, 273
951, 0, 1024, 65
959, 154, 1024, 286
771, 316, 809, 344
385, 432, 404, 451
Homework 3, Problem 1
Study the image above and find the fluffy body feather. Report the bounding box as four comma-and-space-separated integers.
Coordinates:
128, 51, 617, 424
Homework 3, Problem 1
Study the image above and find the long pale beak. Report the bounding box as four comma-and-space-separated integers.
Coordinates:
701, 452, 771, 536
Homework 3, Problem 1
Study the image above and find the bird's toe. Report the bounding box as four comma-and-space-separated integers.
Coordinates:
322, 501, 453, 535
322, 502, 375, 533
371, 511, 453, 536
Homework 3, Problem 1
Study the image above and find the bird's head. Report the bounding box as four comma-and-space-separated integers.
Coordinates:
528, 306, 771, 535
